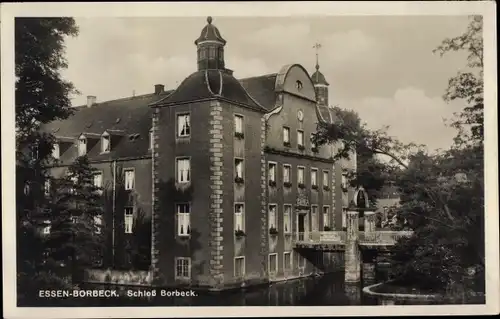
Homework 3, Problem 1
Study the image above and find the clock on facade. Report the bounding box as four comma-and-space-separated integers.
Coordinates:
297, 110, 304, 121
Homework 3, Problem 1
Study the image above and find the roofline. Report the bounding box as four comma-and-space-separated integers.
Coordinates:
237, 73, 278, 82
275, 63, 316, 93
151, 96, 267, 113
72, 91, 174, 108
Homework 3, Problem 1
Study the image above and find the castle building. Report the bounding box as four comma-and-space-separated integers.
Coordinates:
43, 17, 356, 289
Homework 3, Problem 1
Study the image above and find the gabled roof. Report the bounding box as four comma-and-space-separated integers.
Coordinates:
42, 91, 171, 161
42, 63, 334, 163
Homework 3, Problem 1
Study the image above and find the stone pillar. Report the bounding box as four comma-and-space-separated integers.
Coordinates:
150, 107, 162, 286
208, 100, 224, 288
345, 210, 360, 282
362, 250, 377, 284
259, 117, 269, 279
364, 211, 376, 241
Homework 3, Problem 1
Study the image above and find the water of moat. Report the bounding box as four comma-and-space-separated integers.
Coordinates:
25, 270, 390, 307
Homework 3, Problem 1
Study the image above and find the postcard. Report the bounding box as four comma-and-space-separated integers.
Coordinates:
1, 1, 498, 318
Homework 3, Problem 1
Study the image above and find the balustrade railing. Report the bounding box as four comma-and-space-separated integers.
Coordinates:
296, 231, 346, 243
295, 230, 413, 245
359, 231, 414, 243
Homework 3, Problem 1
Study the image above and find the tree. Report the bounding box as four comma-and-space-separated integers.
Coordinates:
15, 18, 79, 303
15, 18, 78, 150
44, 156, 105, 282
434, 15, 483, 146
319, 107, 394, 206
129, 209, 152, 271
314, 16, 484, 295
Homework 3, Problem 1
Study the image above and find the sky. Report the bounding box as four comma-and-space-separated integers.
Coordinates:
61, 15, 472, 152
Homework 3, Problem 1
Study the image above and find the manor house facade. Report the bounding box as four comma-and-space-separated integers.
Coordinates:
43, 16, 356, 289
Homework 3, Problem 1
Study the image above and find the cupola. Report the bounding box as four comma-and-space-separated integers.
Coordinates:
195, 16, 227, 71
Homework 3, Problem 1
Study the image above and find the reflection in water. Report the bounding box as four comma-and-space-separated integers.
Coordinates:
24, 271, 390, 307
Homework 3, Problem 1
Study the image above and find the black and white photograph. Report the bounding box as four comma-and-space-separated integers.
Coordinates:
1, 1, 498, 318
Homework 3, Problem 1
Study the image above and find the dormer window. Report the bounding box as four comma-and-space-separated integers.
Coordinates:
78, 137, 87, 156
52, 143, 60, 159
101, 133, 111, 153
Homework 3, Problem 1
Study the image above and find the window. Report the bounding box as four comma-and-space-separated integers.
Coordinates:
52, 143, 60, 159
283, 164, 291, 184
323, 206, 330, 229
218, 47, 224, 63
69, 175, 77, 194
101, 134, 110, 153
200, 48, 207, 59
23, 182, 30, 196
149, 129, 154, 149
177, 113, 190, 137
284, 252, 292, 270
269, 254, 278, 274
234, 115, 244, 135
311, 168, 318, 187
124, 169, 135, 190
268, 162, 277, 184
311, 205, 319, 231
341, 173, 348, 190
283, 127, 290, 144
176, 158, 191, 183
94, 214, 102, 234
296, 80, 303, 90
235, 158, 244, 181
311, 134, 317, 150
299, 254, 306, 269
177, 203, 191, 236
297, 130, 304, 147
297, 167, 305, 185
323, 170, 329, 188
235, 256, 245, 278
44, 179, 51, 196
175, 257, 191, 279
234, 203, 244, 231
208, 46, 216, 59
124, 207, 133, 234
93, 172, 103, 193
78, 137, 87, 156
268, 204, 277, 230
342, 208, 347, 228
42, 220, 51, 235
284, 205, 292, 234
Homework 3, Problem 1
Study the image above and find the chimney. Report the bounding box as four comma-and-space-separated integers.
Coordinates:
154, 84, 165, 95
87, 95, 97, 107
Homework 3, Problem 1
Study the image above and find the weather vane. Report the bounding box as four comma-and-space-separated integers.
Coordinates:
313, 42, 322, 70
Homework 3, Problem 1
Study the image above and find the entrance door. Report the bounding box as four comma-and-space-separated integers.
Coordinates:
298, 214, 305, 241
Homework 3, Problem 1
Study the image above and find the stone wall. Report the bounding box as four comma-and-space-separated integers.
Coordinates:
84, 269, 152, 286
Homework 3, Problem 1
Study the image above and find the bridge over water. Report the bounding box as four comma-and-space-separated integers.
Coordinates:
293, 211, 413, 283
295, 230, 413, 250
